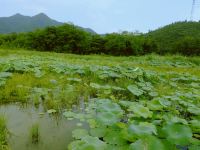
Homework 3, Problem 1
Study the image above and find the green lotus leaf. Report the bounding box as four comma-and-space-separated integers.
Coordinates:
187, 107, 200, 115
67, 78, 82, 82
96, 100, 123, 115
68, 140, 85, 150
128, 122, 157, 137
189, 120, 200, 132
35, 70, 44, 78
90, 83, 111, 90
121, 128, 137, 142
119, 100, 134, 108
87, 119, 97, 128
190, 120, 200, 128
95, 100, 123, 125
178, 100, 190, 107
111, 86, 126, 91
141, 86, 152, 91
103, 130, 127, 146
0, 72, 12, 78
74, 114, 86, 121
47, 109, 57, 114
90, 83, 102, 89
72, 129, 89, 140
116, 122, 127, 129
190, 138, 200, 150
127, 85, 144, 96
0, 72, 12, 87
149, 91, 158, 97
82, 136, 107, 150
68, 137, 106, 150
105, 144, 130, 150
90, 127, 107, 138
147, 99, 163, 111
158, 98, 171, 107
130, 136, 165, 150
129, 104, 153, 118
96, 111, 120, 125
189, 145, 200, 150
63, 111, 76, 118
163, 115, 188, 125
162, 123, 192, 145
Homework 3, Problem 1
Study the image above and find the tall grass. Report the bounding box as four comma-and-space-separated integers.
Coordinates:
30, 123, 39, 144
0, 116, 8, 149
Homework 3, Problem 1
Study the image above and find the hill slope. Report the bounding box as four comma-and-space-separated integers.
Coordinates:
147, 21, 200, 53
0, 13, 95, 34
0, 13, 63, 34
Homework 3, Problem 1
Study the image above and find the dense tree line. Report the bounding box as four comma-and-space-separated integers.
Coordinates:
0, 23, 199, 56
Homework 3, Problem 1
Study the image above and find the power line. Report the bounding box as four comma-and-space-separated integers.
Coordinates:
190, 0, 200, 20
190, 0, 196, 20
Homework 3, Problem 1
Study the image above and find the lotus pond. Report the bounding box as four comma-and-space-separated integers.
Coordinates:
0, 49, 200, 150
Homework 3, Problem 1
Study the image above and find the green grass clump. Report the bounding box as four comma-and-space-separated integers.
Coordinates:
0, 116, 8, 149
30, 123, 39, 144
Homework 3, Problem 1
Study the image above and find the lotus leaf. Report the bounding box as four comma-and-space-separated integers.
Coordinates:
68, 136, 107, 150
128, 122, 157, 137
103, 130, 127, 146
127, 85, 144, 96
147, 99, 164, 111
129, 104, 153, 118
162, 123, 192, 145
47, 109, 57, 114
187, 107, 200, 115
72, 129, 89, 140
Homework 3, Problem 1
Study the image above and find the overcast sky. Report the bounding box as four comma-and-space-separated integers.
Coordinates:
0, 0, 199, 33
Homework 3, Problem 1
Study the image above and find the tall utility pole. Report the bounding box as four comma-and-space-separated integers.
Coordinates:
190, 0, 196, 20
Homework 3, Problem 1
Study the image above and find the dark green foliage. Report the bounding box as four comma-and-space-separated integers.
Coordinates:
89, 35, 106, 54
89, 33, 157, 56
0, 21, 200, 56
173, 36, 200, 56
147, 21, 200, 55
0, 24, 92, 54
0, 24, 157, 56
104, 33, 140, 55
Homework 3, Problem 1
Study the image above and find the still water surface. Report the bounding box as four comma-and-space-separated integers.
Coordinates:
0, 104, 84, 150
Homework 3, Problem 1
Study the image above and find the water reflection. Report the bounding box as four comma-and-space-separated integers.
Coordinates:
0, 104, 85, 150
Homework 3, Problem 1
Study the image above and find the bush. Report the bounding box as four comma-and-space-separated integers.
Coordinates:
173, 36, 200, 56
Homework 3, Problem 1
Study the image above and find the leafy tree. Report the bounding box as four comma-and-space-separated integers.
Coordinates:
173, 36, 200, 56
89, 35, 106, 54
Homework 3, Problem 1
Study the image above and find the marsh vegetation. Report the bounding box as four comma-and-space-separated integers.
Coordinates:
0, 49, 199, 149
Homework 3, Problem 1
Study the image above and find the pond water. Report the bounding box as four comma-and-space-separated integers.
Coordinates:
0, 104, 85, 150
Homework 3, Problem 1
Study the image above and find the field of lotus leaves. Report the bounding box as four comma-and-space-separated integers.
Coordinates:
0, 49, 200, 150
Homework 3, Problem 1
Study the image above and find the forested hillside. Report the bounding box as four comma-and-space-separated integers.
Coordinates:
147, 21, 200, 55
0, 21, 199, 56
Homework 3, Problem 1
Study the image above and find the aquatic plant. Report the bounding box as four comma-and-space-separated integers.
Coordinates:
30, 123, 39, 144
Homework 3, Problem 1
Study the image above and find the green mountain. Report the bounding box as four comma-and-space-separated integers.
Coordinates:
0, 13, 96, 34
147, 21, 200, 53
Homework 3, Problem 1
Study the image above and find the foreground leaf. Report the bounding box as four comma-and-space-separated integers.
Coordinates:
127, 85, 144, 96
162, 123, 192, 145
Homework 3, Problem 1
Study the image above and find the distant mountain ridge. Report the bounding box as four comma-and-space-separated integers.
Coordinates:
0, 13, 96, 34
